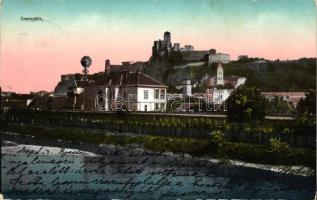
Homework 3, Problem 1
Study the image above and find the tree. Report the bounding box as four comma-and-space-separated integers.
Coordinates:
227, 85, 267, 123
266, 96, 295, 114
297, 89, 316, 115
295, 89, 316, 135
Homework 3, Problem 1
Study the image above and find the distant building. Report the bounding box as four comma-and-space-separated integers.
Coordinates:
206, 88, 232, 105
201, 63, 246, 89
104, 59, 146, 74
261, 92, 305, 107
184, 45, 194, 51
238, 55, 248, 60
203, 63, 246, 105
183, 80, 192, 97
152, 31, 173, 57
52, 65, 168, 112
208, 53, 230, 65
152, 32, 230, 62
1, 94, 35, 112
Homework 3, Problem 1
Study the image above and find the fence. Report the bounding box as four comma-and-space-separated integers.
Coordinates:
2, 110, 315, 149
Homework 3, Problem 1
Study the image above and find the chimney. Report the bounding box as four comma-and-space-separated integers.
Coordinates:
105, 59, 111, 76
136, 70, 141, 85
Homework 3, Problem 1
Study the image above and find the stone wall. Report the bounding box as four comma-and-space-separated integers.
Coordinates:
181, 51, 209, 61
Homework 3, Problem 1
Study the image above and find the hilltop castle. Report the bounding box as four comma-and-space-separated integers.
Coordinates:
152, 31, 230, 64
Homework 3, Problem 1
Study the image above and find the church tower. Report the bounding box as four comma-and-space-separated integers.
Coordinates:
216, 62, 224, 86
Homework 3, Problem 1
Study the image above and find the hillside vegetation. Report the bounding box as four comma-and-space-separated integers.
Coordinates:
225, 58, 316, 91
144, 57, 316, 92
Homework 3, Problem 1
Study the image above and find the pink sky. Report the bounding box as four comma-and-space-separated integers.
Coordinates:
1, 31, 315, 93
0, 0, 316, 93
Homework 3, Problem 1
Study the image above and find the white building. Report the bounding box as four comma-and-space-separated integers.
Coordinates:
53, 71, 168, 112
206, 88, 233, 105
183, 79, 192, 97
136, 87, 167, 111
202, 63, 246, 89
208, 53, 230, 65
204, 63, 246, 105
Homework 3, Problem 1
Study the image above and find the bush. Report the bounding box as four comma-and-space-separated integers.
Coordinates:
210, 130, 225, 146
227, 85, 267, 123
269, 138, 290, 153
209, 130, 225, 155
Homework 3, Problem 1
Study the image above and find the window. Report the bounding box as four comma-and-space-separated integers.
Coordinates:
160, 89, 165, 99
154, 89, 159, 99
155, 103, 159, 111
97, 90, 105, 109
160, 103, 165, 110
144, 90, 149, 100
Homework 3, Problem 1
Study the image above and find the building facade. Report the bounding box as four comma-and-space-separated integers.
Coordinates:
203, 63, 246, 105
52, 70, 167, 112
261, 92, 305, 107
208, 53, 230, 65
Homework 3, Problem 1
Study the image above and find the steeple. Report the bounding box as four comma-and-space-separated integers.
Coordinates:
216, 62, 224, 86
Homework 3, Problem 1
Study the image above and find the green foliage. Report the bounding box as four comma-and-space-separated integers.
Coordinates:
297, 89, 316, 115
295, 114, 316, 135
192, 86, 207, 93
227, 85, 267, 123
210, 130, 225, 145
269, 138, 290, 153
295, 89, 316, 135
224, 58, 316, 92
266, 96, 295, 114
167, 84, 181, 93
3, 123, 315, 167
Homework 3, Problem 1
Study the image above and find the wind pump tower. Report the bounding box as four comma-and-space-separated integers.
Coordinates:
80, 56, 92, 81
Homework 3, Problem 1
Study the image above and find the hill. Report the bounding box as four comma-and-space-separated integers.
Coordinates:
143, 57, 316, 92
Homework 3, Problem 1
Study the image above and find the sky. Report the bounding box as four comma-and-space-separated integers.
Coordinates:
0, 0, 316, 93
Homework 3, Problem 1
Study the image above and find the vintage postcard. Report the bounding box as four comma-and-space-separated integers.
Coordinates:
0, 0, 316, 199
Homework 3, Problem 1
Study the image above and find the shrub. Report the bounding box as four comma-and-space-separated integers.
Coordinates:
269, 138, 290, 153
210, 130, 225, 146
227, 85, 267, 123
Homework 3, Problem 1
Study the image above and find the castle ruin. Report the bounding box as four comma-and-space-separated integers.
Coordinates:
151, 31, 230, 64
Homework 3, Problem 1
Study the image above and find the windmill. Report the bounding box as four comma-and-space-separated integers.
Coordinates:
80, 56, 92, 81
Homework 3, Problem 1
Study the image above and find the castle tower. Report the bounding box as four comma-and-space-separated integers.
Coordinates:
163, 31, 171, 46
152, 41, 159, 57
216, 62, 224, 86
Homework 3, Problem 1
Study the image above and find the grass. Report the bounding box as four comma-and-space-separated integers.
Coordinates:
2, 123, 316, 168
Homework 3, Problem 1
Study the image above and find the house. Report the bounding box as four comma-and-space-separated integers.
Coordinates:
1, 93, 35, 112
201, 63, 246, 89
261, 92, 305, 107
206, 88, 232, 105
203, 63, 246, 105
52, 64, 168, 112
